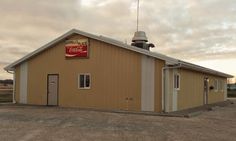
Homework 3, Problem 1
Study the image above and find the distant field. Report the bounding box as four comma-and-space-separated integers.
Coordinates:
0, 89, 12, 103
228, 90, 236, 97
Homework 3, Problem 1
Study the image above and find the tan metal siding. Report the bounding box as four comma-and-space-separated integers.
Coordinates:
178, 69, 204, 110
207, 75, 226, 104
154, 59, 165, 112
26, 34, 141, 111
178, 69, 227, 110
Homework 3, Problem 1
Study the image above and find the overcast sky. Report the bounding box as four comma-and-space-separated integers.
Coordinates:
0, 0, 236, 81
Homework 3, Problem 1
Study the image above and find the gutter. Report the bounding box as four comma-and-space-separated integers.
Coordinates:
162, 64, 181, 112
6, 70, 16, 104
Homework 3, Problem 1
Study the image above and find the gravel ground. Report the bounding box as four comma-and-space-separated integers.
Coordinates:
0, 101, 235, 141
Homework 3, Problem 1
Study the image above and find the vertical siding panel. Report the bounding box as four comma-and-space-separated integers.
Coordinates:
208, 76, 226, 104
177, 69, 227, 110
141, 56, 155, 111
23, 33, 141, 111
169, 69, 173, 111
19, 62, 28, 104
14, 66, 20, 103
178, 69, 204, 110
154, 59, 164, 112
165, 69, 174, 112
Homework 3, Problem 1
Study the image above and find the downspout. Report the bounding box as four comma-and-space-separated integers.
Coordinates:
6, 70, 16, 104
162, 64, 181, 112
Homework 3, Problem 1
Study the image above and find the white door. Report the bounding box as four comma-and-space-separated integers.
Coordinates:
47, 74, 58, 106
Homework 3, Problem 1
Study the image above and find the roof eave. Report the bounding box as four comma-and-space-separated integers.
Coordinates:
72, 29, 179, 64
179, 61, 233, 78
4, 28, 178, 71
3, 29, 78, 71
4, 66, 13, 71
4, 28, 233, 78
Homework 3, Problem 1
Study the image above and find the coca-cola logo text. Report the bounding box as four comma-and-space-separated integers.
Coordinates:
65, 39, 88, 58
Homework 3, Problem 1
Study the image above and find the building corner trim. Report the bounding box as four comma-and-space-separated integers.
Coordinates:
19, 62, 28, 104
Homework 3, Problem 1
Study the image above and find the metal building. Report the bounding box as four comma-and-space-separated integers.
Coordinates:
4, 29, 233, 112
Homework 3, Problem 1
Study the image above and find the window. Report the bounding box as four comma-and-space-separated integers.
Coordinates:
78, 74, 91, 89
213, 79, 218, 92
174, 74, 180, 90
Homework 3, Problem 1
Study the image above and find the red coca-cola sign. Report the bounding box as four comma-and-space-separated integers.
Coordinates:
65, 39, 89, 58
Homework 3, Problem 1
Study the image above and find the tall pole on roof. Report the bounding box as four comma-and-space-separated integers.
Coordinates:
137, 0, 140, 31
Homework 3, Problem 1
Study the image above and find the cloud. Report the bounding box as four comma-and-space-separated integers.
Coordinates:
146, 0, 236, 61
0, 0, 236, 79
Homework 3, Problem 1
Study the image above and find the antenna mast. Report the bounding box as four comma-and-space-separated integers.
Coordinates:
137, 0, 140, 31
132, 0, 155, 50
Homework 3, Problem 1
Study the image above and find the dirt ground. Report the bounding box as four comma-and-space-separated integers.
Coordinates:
0, 102, 235, 141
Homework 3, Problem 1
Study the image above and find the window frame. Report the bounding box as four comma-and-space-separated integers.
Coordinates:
174, 73, 180, 90
78, 73, 91, 89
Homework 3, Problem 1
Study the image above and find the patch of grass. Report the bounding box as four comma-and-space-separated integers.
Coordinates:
0, 94, 12, 102
228, 90, 236, 98
0, 89, 13, 103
